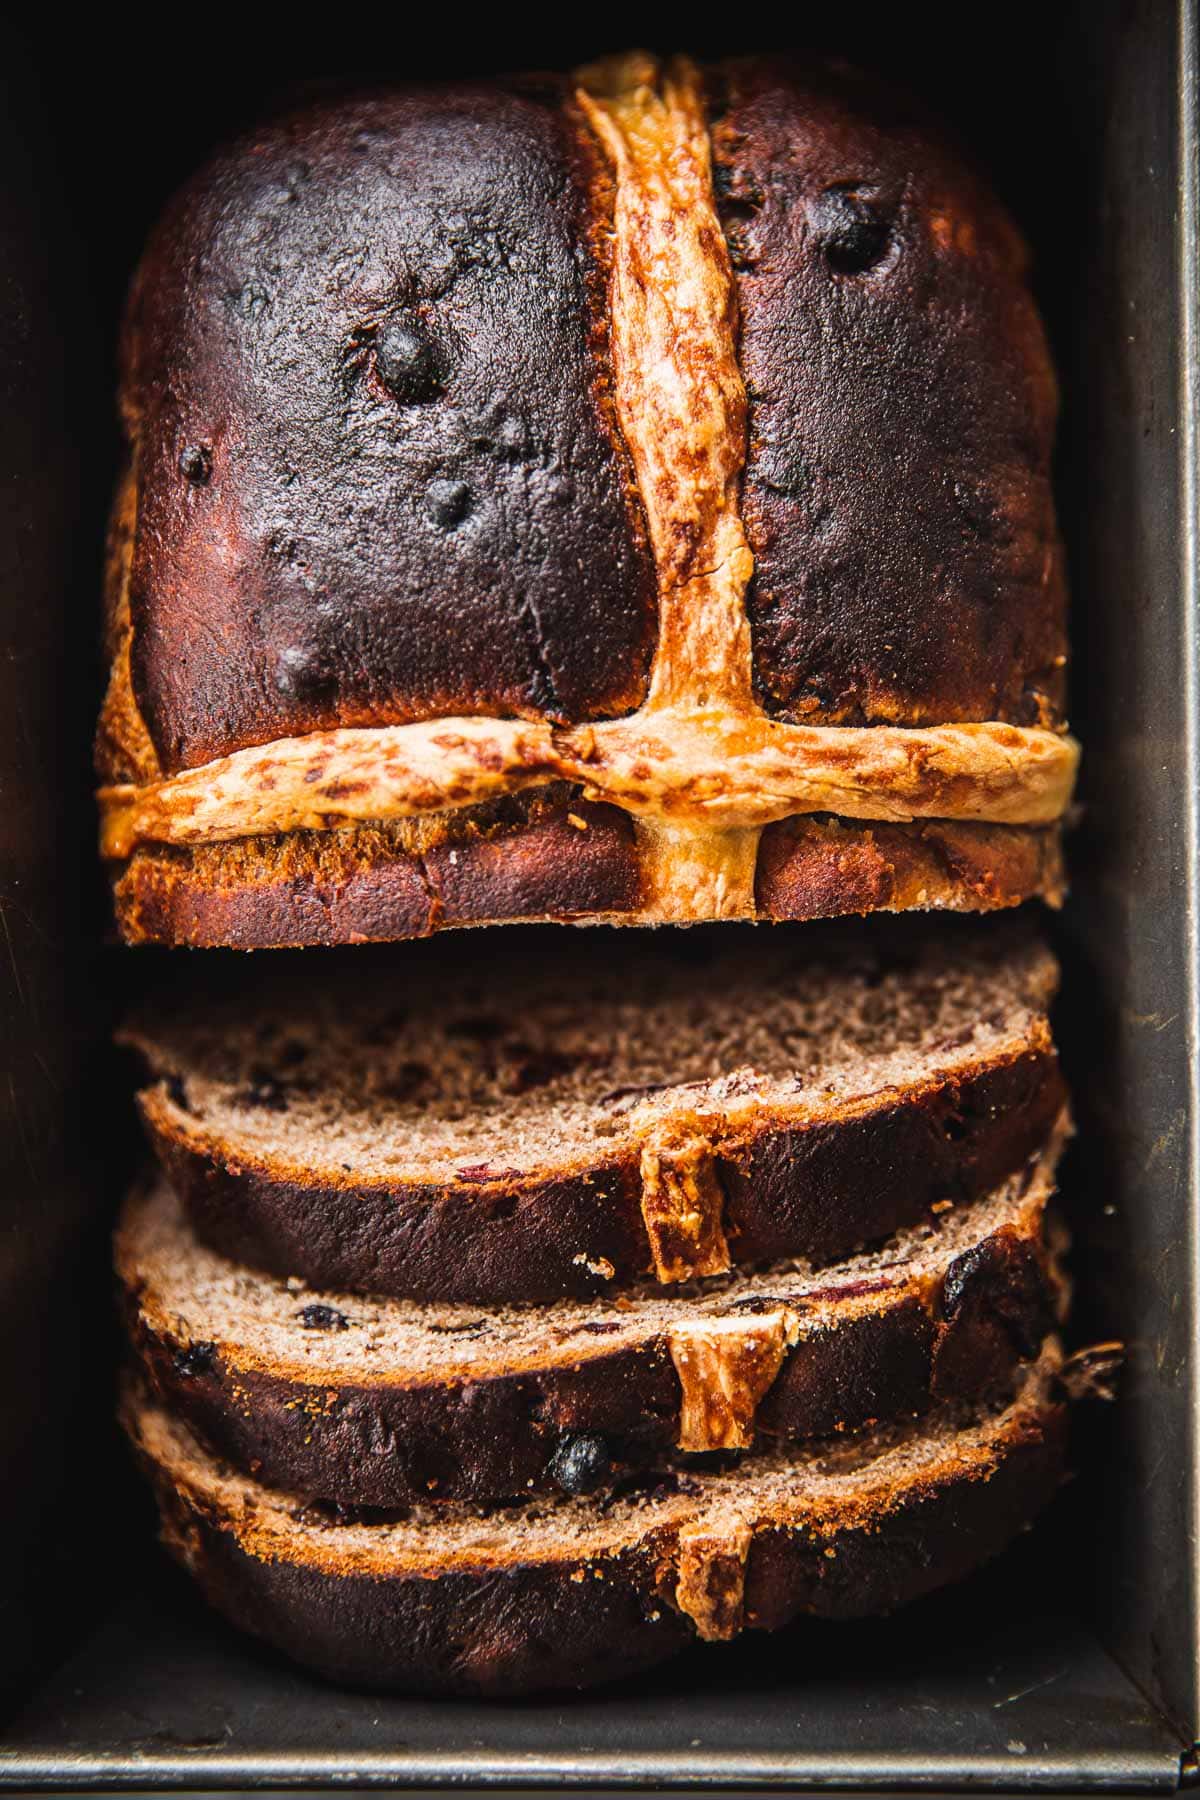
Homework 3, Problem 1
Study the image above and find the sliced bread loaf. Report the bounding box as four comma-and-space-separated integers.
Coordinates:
124, 924, 1065, 1303
124, 1354, 1067, 1697
117, 1132, 1065, 1508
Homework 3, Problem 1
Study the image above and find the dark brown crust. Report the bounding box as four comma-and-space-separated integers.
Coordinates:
715, 1049, 1065, 1269
142, 1042, 1065, 1303
100, 57, 1070, 949
111, 787, 645, 947
755, 817, 1066, 921
108, 803, 1062, 948
123, 1206, 1058, 1508
116, 81, 657, 778
142, 1403, 1067, 1696
709, 58, 1067, 731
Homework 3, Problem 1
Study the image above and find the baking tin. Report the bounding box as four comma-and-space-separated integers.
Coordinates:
0, 0, 1196, 1788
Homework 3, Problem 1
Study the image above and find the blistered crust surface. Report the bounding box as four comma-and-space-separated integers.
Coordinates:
709, 59, 1067, 728
118, 80, 657, 775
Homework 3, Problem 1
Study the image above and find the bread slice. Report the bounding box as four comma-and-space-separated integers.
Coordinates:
117, 1128, 1065, 1509
123, 922, 1066, 1304
124, 1354, 1067, 1697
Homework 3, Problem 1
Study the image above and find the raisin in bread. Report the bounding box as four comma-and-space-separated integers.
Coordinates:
98, 54, 1074, 947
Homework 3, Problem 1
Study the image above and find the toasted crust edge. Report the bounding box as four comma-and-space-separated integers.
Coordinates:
133, 1396, 1068, 1696
137, 1041, 1067, 1304
121, 1183, 1061, 1507
108, 802, 1065, 948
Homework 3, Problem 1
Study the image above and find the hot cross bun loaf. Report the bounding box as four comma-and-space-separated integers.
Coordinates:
98, 53, 1074, 947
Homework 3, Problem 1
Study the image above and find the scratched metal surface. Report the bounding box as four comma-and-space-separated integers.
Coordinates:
0, 1546, 1184, 1791
0, 0, 1195, 1789
1049, 0, 1200, 1753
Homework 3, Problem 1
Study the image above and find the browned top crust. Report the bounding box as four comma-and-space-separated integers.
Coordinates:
98, 53, 1073, 943
710, 59, 1066, 729
111, 78, 656, 778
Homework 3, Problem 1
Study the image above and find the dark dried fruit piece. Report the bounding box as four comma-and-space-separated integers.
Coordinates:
235, 1070, 289, 1111
425, 479, 471, 529
296, 1304, 348, 1332
178, 444, 212, 484
273, 645, 332, 702
548, 1433, 611, 1497
173, 1341, 215, 1378
502, 1043, 577, 1093
374, 317, 445, 403
811, 186, 892, 274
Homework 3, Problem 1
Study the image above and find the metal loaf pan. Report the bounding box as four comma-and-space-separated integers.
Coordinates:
0, 1, 1195, 1789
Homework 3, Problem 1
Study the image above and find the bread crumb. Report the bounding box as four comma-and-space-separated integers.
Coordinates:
568, 813, 589, 830
572, 1252, 616, 1278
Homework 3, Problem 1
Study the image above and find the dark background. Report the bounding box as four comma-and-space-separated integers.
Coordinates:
1, 0, 1195, 1783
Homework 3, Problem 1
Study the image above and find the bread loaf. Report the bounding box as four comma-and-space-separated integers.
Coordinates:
103, 49, 1082, 1705
98, 54, 1073, 946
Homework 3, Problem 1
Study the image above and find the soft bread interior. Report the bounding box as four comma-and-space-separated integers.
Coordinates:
118, 1141, 1065, 1387
125, 927, 1058, 1186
